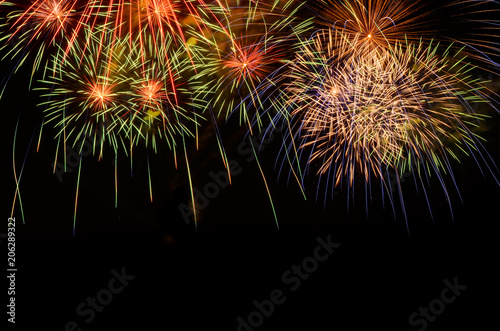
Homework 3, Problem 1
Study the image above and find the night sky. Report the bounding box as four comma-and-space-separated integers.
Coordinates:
1, 1, 500, 330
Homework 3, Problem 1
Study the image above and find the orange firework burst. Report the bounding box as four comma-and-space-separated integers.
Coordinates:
122, 0, 180, 43
315, 0, 432, 50
0, 0, 81, 72
189, 1, 308, 128
313, 0, 500, 70
272, 28, 496, 217
223, 40, 272, 84
141, 0, 177, 25
10, 0, 77, 37
86, 80, 117, 112
137, 79, 166, 108
29, 0, 75, 34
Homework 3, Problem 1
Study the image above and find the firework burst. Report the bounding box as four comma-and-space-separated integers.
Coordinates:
312, 0, 500, 70
38, 26, 201, 158
268, 28, 498, 222
189, 1, 310, 130
116, 31, 202, 152
37, 28, 126, 159
312, 0, 432, 50
0, 0, 82, 77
